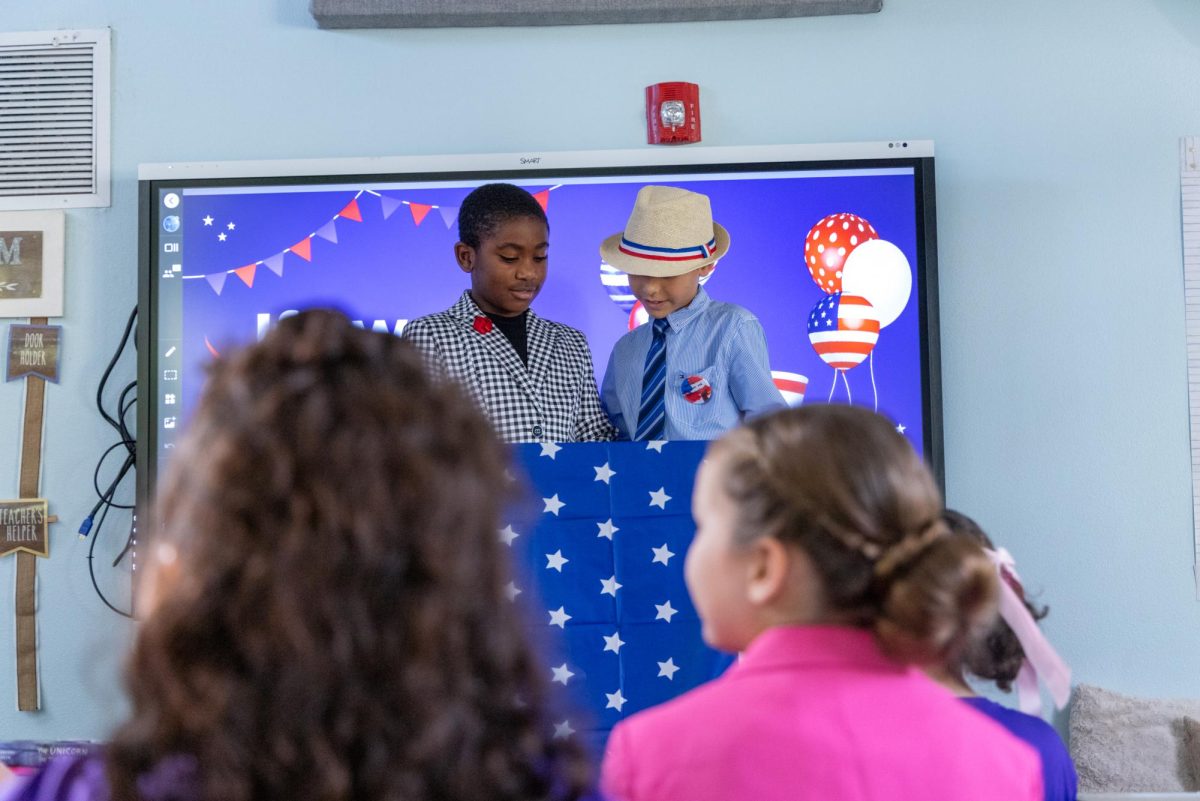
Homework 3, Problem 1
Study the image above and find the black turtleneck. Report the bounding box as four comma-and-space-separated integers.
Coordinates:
485, 310, 529, 366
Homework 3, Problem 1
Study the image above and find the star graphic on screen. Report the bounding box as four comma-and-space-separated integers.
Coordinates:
602, 631, 626, 654
543, 494, 565, 516
655, 600, 678, 622
553, 720, 575, 740
596, 519, 619, 540
593, 462, 616, 483
600, 575, 623, 597
545, 550, 569, 572
226, 221, 236, 230
539, 441, 562, 459
217, 232, 227, 242
651, 544, 675, 566
649, 487, 671, 509
896, 423, 907, 434
504, 581, 521, 602
548, 606, 572, 628
498, 525, 519, 546
551, 663, 576, 685
202, 215, 213, 226
605, 689, 628, 712
657, 657, 680, 680
646, 440, 667, 453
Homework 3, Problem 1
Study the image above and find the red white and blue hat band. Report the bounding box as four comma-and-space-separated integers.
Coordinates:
618, 236, 718, 262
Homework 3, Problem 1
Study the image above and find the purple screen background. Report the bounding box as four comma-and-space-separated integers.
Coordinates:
170, 168, 926, 449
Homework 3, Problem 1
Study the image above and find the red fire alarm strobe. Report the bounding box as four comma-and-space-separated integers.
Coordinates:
646, 82, 701, 145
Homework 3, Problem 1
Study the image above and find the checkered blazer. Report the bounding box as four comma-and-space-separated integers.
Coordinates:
402, 291, 618, 443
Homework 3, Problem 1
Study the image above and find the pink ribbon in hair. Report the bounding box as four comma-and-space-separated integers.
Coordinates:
985, 548, 1072, 714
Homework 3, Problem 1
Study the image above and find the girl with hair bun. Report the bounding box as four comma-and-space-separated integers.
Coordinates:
601, 404, 1042, 801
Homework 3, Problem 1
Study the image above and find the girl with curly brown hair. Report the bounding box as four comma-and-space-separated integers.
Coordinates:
601, 404, 1043, 801
0, 309, 595, 801
927, 510, 1078, 801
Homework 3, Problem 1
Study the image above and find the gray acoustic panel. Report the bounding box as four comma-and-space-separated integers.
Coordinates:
311, 0, 881, 29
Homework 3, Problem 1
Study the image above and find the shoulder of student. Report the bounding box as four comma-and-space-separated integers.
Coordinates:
705, 298, 763, 326
400, 311, 458, 342
537, 317, 593, 349
401, 310, 449, 331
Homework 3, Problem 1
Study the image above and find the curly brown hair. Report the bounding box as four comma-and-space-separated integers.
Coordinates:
710, 405, 999, 666
108, 309, 591, 801
942, 509, 1050, 692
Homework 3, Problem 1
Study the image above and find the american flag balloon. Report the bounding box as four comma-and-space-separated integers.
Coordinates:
807, 293, 880, 371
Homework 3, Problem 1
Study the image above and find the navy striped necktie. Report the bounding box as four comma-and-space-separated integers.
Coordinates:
634, 318, 670, 441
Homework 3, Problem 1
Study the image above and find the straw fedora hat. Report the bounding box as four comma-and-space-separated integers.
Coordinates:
600, 185, 730, 277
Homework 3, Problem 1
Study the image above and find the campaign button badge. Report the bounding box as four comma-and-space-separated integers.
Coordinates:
680, 374, 712, 404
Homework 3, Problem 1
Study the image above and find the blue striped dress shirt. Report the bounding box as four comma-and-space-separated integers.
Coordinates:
600, 287, 787, 440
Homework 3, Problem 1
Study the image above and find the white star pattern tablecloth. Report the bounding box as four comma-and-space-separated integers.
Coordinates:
508, 440, 734, 748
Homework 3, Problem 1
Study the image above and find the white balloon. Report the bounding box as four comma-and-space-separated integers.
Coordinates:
840, 239, 912, 329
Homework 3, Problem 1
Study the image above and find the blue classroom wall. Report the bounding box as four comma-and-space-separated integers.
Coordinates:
1, 0, 1198, 739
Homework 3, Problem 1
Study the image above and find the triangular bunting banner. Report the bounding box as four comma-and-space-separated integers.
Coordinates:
533, 190, 550, 212
206, 272, 228, 295
264, 253, 285, 277
439, 205, 459, 228
315, 220, 339, 243
290, 237, 312, 261
409, 203, 432, 226
380, 195, 402, 220
338, 198, 362, 222
234, 264, 257, 288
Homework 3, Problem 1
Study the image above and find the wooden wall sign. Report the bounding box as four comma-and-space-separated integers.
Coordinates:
0, 499, 48, 558
11, 316, 54, 711
7, 324, 60, 383
0, 213, 64, 319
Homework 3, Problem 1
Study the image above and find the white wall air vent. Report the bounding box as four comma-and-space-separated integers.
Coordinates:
0, 29, 110, 210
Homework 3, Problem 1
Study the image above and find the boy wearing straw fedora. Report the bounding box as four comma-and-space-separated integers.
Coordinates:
599, 185, 785, 441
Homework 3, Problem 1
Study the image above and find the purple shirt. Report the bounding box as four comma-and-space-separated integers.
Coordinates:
963, 697, 1078, 801
0, 757, 109, 801
1, 753, 604, 801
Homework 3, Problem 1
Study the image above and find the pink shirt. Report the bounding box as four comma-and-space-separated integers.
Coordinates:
602, 625, 1042, 801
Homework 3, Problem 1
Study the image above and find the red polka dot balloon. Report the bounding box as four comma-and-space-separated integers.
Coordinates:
804, 213, 879, 295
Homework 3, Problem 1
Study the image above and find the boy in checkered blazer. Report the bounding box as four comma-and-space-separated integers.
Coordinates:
402, 183, 616, 444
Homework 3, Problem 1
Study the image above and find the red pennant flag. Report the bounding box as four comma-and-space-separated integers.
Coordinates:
532, 190, 550, 212
290, 237, 312, 261
234, 264, 257, 288
338, 198, 362, 222
409, 203, 432, 226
